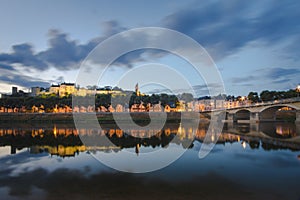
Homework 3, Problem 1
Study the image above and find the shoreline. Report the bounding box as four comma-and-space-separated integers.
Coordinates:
0, 112, 295, 123
0, 112, 204, 123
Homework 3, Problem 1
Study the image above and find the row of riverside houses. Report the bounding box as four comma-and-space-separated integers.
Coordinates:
0, 98, 250, 113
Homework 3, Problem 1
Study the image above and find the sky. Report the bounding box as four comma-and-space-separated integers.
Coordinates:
0, 0, 300, 96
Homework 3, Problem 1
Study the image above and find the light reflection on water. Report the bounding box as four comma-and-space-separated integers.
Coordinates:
0, 122, 299, 199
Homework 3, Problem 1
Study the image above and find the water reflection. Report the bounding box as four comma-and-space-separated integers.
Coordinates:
0, 122, 299, 158
260, 123, 297, 138
0, 122, 300, 199
0, 167, 266, 200
228, 122, 298, 137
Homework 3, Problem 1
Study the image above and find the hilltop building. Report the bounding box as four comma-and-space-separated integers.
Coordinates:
4, 86, 31, 97
49, 85, 60, 95
59, 83, 76, 97
12, 87, 18, 95
30, 83, 125, 97
31, 87, 41, 96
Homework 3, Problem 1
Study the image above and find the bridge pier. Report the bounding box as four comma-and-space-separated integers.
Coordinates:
227, 122, 234, 129
250, 122, 259, 132
296, 110, 300, 123
227, 113, 235, 122
250, 112, 260, 123
296, 123, 300, 136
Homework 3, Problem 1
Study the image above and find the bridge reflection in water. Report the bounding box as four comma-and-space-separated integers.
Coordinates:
0, 122, 299, 157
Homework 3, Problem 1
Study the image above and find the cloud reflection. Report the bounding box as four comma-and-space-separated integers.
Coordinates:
0, 167, 275, 200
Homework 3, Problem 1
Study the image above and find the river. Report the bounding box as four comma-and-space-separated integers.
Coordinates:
0, 121, 299, 199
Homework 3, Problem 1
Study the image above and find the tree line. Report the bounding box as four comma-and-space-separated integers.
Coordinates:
197, 89, 299, 103
0, 92, 191, 111
247, 89, 299, 103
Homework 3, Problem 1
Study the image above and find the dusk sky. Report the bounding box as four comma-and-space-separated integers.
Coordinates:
0, 0, 299, 96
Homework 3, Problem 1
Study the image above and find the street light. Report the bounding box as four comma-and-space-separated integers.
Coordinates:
296, 84, 300, 98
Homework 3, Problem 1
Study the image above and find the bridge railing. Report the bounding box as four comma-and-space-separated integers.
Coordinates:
209, 97, 300, 111
227, 97, 300, 108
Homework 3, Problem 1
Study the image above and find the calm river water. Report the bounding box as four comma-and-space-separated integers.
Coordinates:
0, 121, 299, 200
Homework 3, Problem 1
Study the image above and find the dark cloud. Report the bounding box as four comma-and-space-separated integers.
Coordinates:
1, 1, 300, 73
39, 20, 141, 69
146, 84, 214, 96
238, 83, 254, 87
146, 88, 172, 94
231, 76, 256, 84
0, 20, 143, 88
192, 83, 226, 96
264, 67, 300, 86
111, 49, 147, 68
192, 84, 209, 96
253, 1, 300, 42
37, 30, 91, 70
0, 63, 14, 71
0, 20, 128, 72
272, 78, 291, 84
162, 0, 300, 60
284, 37, 300, 61
266, 67, 300, 79
101, 20, 127, 36
0, 43, 48, 70
230, 67, 300, 89
0, 20, 151, 75
0, 71, 50, 88
55, 76, 65, 83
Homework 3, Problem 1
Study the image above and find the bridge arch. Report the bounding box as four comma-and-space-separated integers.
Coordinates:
233, 108, 252, 113
235, 109, 251, 121
259, 104, 298, 121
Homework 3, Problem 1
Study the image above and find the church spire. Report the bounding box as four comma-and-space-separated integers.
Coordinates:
135, 83, 140, 96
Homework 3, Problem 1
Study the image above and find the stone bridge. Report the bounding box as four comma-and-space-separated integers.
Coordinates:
224, 99, 300, 123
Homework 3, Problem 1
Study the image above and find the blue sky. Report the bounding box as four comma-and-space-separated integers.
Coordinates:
0, 0, 299, 96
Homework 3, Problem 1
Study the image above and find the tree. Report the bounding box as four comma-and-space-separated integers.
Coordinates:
225, 95, 234, 101
150, 94, 160, 105
247, 92, 259, 103
159, 94, 169, 107
260, 90, 274, 102
112, 86, 123, 91
180, 93, 194, 102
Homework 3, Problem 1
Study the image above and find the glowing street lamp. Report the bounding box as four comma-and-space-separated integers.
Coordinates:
296, 84, 300, 98
239, 96, 246, 106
